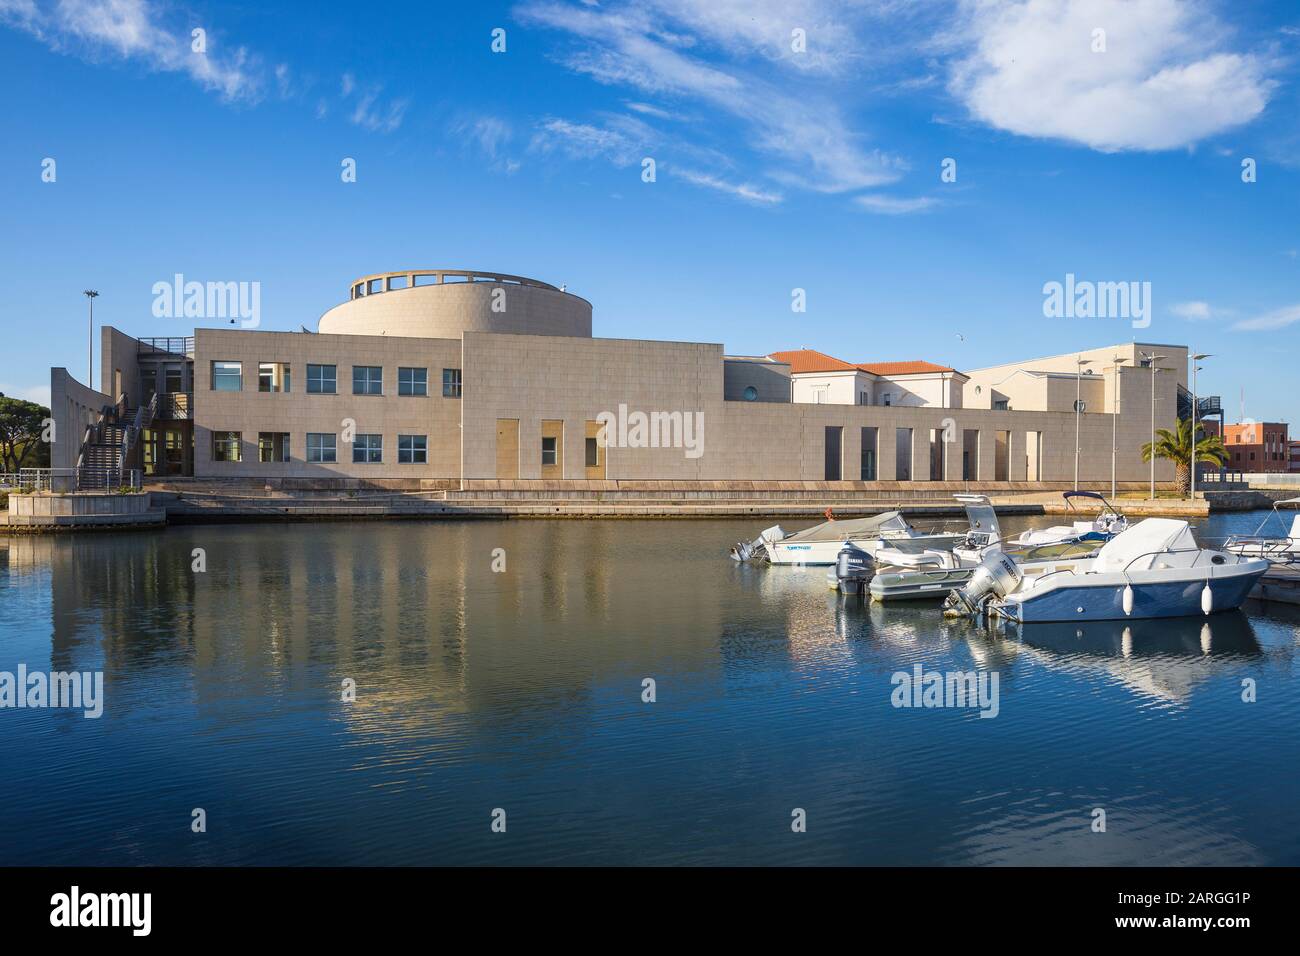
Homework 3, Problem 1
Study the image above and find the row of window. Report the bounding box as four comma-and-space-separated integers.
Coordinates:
211, 362, 462, 397
211, 431, 429, 464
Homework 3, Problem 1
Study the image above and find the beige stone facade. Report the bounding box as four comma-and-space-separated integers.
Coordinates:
69, 269, 1182, 488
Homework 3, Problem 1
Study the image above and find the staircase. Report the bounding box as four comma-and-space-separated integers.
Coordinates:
75, 393, 156, 490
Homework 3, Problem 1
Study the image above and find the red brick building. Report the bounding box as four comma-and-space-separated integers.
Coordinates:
1205, 421, 1292, 473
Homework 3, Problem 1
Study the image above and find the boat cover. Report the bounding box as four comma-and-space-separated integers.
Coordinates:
783, 511, 912, 543
1094, 519, 1199, 573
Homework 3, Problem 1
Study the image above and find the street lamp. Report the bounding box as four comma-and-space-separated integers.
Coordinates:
83, 290, 99, 390
1105, 355, 1128, 499
1140, 351, 1166, 500
1190, 352, 1212, 501
1074, 356, 1094, 490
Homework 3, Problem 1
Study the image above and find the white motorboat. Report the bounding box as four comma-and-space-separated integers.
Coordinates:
1224, 498, 1300, 565
863, 495, 1105, 601
730, 510, 963, 566
944, 518, 1268, 623
1008, 490, 1127, 546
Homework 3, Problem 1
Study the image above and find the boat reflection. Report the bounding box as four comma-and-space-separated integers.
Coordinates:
991, 612, 1261, 703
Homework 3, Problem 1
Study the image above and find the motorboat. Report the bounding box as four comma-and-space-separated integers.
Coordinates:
1007, 490, 1127, 546
862, 495, 1105, 601
1224, 498, 1300, 565
730, 510, 963, 566
943, 518, 1268, 623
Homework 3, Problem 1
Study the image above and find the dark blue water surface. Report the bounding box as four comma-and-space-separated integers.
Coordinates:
1, 510, 1298, 866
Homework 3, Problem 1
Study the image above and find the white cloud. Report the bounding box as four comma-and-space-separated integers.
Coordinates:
516, 0, 903, 193
853, 193, 938, 214
529, 116, 650, 167
1233, 304, 1300, 332
948, 0, 1274, 151
1170, 300, 1214, 320
674, 168, 782, 204
349, 88, 408, 133
2, 0, 263, 101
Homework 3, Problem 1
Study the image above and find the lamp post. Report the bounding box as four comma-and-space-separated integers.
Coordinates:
1190, 352, 1211, 501
1106, 355, 1128, 499
1140, 351, 1166, 500
83, 290, 99, 390
1074, 356, 1093, 490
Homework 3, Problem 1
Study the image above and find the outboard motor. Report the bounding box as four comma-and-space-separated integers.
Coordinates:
943, 550, 1023, 618
729, 525, 784, 563
832, 542, 874, 595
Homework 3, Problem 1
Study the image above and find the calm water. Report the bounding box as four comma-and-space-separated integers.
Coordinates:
2, 510, 1299, 866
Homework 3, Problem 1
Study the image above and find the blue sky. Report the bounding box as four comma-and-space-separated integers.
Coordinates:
1, 0, 1297, 422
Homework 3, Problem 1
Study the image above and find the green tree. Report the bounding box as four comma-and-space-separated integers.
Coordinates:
1141, 416, 1228, 497
0, 394, 52, 473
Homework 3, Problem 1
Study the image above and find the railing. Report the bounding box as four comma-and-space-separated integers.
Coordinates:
6, 468, 80, 492
157, 392, 192, 420
138, 336, 195, 356
76, 467, 141, 491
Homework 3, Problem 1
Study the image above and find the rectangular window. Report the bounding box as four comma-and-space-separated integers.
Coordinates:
258, 362, 291, 393
353, 366, 383, 395
895, 428, 913, 481
211, 361, 242, 391
212, 431, 241, 462
398, 367, 428, 396
824, 426, 843, 481
860, 427, 878, 481
353, 434, 382, 463
307, 364, 337, 394
306, 433, 337, 463
882, 392, 892, 407
164, 367, 183, 394
541, 436, 558, 466
962, 430, 980, 481
398, 434, 427, 464
443, 368, 462, 398
585, 438, 599, 468
258, 432, 290, 463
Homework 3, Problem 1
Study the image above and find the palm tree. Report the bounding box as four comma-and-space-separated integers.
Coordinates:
1141, 417, 1228, 497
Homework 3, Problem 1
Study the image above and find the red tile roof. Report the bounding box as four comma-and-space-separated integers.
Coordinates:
857, 360, 956, 376
767, 349, 858, 373
768, 349, 957, 377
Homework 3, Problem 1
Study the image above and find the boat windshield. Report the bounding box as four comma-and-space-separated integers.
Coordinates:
784, 511, 912, 543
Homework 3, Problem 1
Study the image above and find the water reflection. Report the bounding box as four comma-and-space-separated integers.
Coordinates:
1, 516, 1298, 865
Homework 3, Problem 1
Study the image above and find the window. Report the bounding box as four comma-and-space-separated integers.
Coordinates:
307, 433, 336, 463
743, 385, 758, 401
586, 438, 599, 467
882, 392, 892, 406
258, 362, 291, 393
861, 427, 878, 481
398, 367, 428, 396
398, 434, 427, 464
824, 426, 842, 481
353, 366, 383, 395
212, 431, 241, 462
541, 436, 558, 466
993, 399, 1009, 411
859, 391, 870, 405
353, 434, 382, 463
164, 367, 183, 394
211, 361, 242, 391
258, 432, 290, 463
443, 368, 462, 398
307, 364, 337, 394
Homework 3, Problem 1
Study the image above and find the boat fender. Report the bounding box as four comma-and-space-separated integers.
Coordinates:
1201, 582, 1213, 615
1122, 584, 1134, 616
